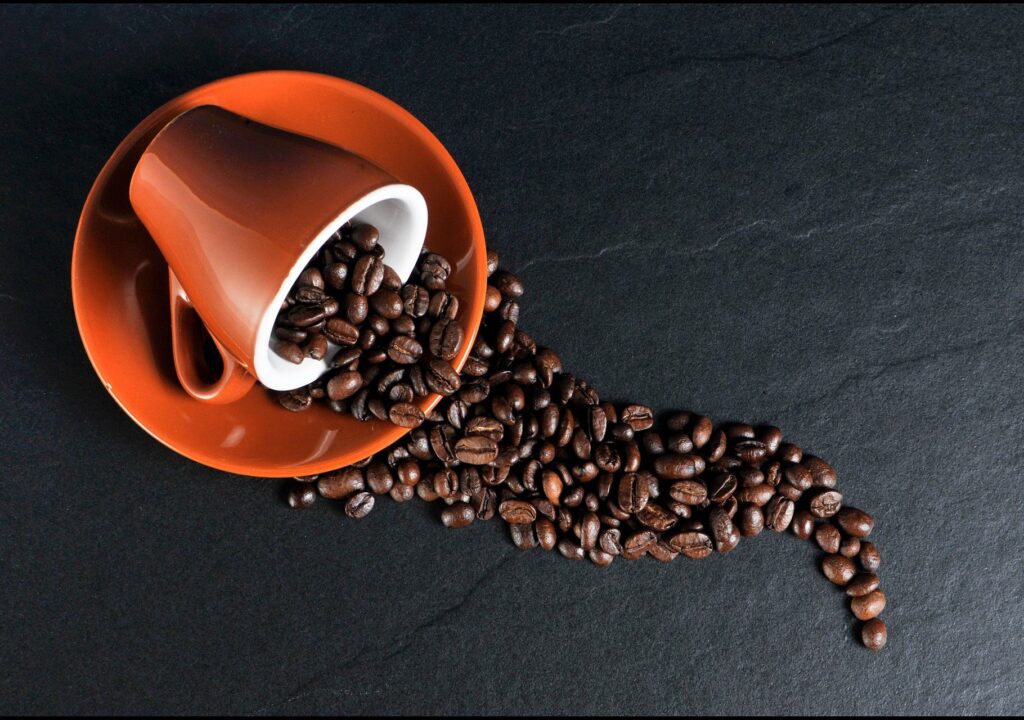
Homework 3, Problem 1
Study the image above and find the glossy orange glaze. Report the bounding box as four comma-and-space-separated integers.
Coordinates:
72, 72, 486, 477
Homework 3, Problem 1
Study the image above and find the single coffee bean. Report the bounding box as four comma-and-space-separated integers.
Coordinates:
737, 504, 765, 537
783, 463, 813, 491
441, 502, 476, 528
370, 289, 404, 319
836, 507, 874, 538
599, 528, 623, 556
669, 479, 707, 506
366, 465, 394, 495
389, 402, 425, 428
665, 432, 694, 454
732, 439, 768, 465
840, 535, 862, 558
735, 483, 775, 506
846, 573, 881, 598
580, 512, 601, 551
425, 358, 461, 395
294, 284, 326, 304
350, 255, 384, 295
349, 223, 379, 252
706, 471, 738, 504
858, 542, 881, 572
704, 430, 726, 462
276, 341, 305, 364
861, 618, 887, 651
275, 326, 307, 343
764, 461, 782, 487
390, 482, 415, 503
491, 270, 524, 298
345, 491, 375, 519
618, 473, 650, 513
588, 549, 614, 567
815, 523, 842, 554
850, 589, 886, 620
637, 504, 677, 532
303, 333, 328, 360
381, 264, 403, 291
648, 541, 679, 563
791, 508, 815, 540
499, 500, 537, 525
621, 404, 655, 431
666, 531, 713, 559
725, 422, 755, 440
387, 336, 423, 364
287, 482, 317, 508
324, 262, 348, 290
324, 318, 360, 345
808, 489, 843, 518
532, 518, 556, 551
822, 554, 857, 586
454, 436, 499, 465
298, 267, 324, 289
652, 453, 706, 480
776, 482, 803, 502
691, 415, 713, 448
317, 467, 365, 499
419, 253, 452, 290
734, 466, 764, 488
278, 389, 312, 412
757, 425, 783, 454
429, 317, 464, 360
509, 523, 537, 550
558, 539, 585, 561
765, 496, 795, 532
286, 304, 327, 327
708, 507, 740, 553
622, 530, 657, 560
777, 442, 802, 463
327, 371, 363, 401
803, 455, 838, 488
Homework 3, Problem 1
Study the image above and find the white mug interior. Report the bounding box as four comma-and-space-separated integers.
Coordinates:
252, 183, 428, 391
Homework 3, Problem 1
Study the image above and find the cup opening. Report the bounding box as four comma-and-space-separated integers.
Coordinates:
252, 183, 428, 392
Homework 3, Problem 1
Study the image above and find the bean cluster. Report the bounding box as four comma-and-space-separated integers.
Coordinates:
282, 248, 888, 651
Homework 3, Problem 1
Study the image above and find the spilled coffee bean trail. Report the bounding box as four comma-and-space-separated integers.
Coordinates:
274, 226, 887, 652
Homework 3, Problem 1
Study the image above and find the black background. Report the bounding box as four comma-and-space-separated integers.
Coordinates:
2, 4, 1023, 715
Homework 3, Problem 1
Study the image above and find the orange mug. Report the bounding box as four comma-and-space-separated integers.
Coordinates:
129, 105, 428, 403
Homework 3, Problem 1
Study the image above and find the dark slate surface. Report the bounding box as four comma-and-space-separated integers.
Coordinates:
2, 4, 1022, 715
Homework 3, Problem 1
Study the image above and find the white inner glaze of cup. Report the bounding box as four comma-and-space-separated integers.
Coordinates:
252, 183, 428, 391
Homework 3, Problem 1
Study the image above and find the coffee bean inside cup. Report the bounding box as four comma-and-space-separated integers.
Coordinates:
270, 222, 462, 427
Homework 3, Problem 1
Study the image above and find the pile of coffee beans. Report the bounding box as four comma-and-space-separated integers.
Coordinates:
271, 222, 464, 428
279, 248, 888, 651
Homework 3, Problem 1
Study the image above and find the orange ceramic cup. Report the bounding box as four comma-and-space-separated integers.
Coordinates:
128, 105, 428, 402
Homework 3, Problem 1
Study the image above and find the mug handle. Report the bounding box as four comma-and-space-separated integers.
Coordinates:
169, 269, 256, 404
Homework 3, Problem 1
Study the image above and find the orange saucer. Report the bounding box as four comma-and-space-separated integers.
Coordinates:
72, 71, 487, 477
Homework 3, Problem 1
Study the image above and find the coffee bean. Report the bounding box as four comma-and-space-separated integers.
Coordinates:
389, 402, 425, 428
839, 535, 862, 558
836, 507, 874, 538
509, 523, 537, 550
287, 482, 317, 508
859, 618, 887, 651
815, 524, 842, 554
278, 389, 312, 412
622, 530, 657, 560
764, 461, 782, 487
276, 341, 305, 364
737, 504, 765, 537
709, 508, 740, 553
499, 500, 537, 524
618, 473, 650, 513
791, 508, 815, 540
425, 358, 461, 396
324, 318, 360, 345
777, 442, 802, 463
324, 262, 348, 290
732, 439, 768, 465
388, 336, 423, 364
317, 467, 365, 499
648, 541, 678, 563
349, 223, 379, 252
298, 267, 324, 289
776, 482, 803, 502
275, 327, 307, 343
580, 512, 601, 550
735, 483, 775, 506
758, 425, 783, 454
351, 255, 384, 295
667, 530, 714, 559
652, 453, 705, 480
344, 491, 374, 519
783, 463, 813, 491
588, 549, 614, 567
803, 455, 838, 488
621, 404, 654, 432
846, 573, 881, 598
637, 504, 677, 532
419, 253, 452, 290
822, 554, 856, 586
534, 518, 557, 551
327, 371, 362, 401
491, 270, 524, 298
764, 496, 795, 532
429, 318, 464, 360
390, 482, 415, 503
691, 415, 713, 448
668, 479, 707, 506
286, 304, 327, 327
455, 436, 499, 465
303, 333, 328, 360
665, 432, 694, 454
441, 502, 475, 528
706, 471, 738, 504
858, 542, 881, 572
850, 589, 886, 620
809, 490, 843, 518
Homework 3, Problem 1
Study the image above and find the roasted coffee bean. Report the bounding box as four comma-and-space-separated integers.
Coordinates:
367, 463, 395, 495
275, 326, 308, 343
588, 549, 614, 567
822, 554, 856, 586
732, 439, 768, 465
392, 313, 416, 336
691, 415, 713, 448
859, 542, 881, 572
294, 285, 326, 304
764, 461, 782, 487
735, 483, 775, 506
836, 507, 874, 538
667, 531, 714, 559
324, 262, 348, 290
388, 336, 423, 364
803, 455, 838, 488
298, 267, 324, 289
757, 425, 783, 454
637, 504, 677, 532
846, 573, 881, 598
725, 422, 755, 440
851, 590, 886, 621
618, 473, 650, 513
862, 618, 887, 651
455, 436, 499, 465
491, 270, 524, 298
425, 358, 461, 395
345, 491, 375, 519
428, 291, 459, 319
331, 346, 362, 369
278, 389, 312, 412
776, 482, 803, 502
286, 304, 327, 327
510, 523, 537, 550
369, 289, 403, 319
809, 489, 843, 518
318, 467, 366, 499
622, 530, 657, 560
349, 223, 379, 252
390, 482, 415, 503
350, 255, 384, 295
327, 371, 363, 401
648, 541, 679, 563
737, 504, 765, 537
388, 402, 425, 427
429, 425, 457, 463
653, 453, 705, 480
765, 496, 795, 532
287, 482, 317, 508
706, 471, 738, 504
580, 512, 601, 551
815, 524, 842, 554
419, 253, 452, 290
499, 500, 537, 524
303, 333, 328, 360
429, 317, 463, 360
442, 502, 476, 528
557, 539, 584, 561
839, 535, 862, 558
381, 264, 403, 291
276, 341, 305, 364
324, 318, 360, 345
704, 429, 727, 462
599, 528, 623, 556
669, 479, 707, 506
791, 508, 815, 540
621, 404, 655, 431
777, 442, 802, 463
402, 285, 430, 317
389, 383, 414, 404
783, 463, 813, 492
708, 508, 740, 553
